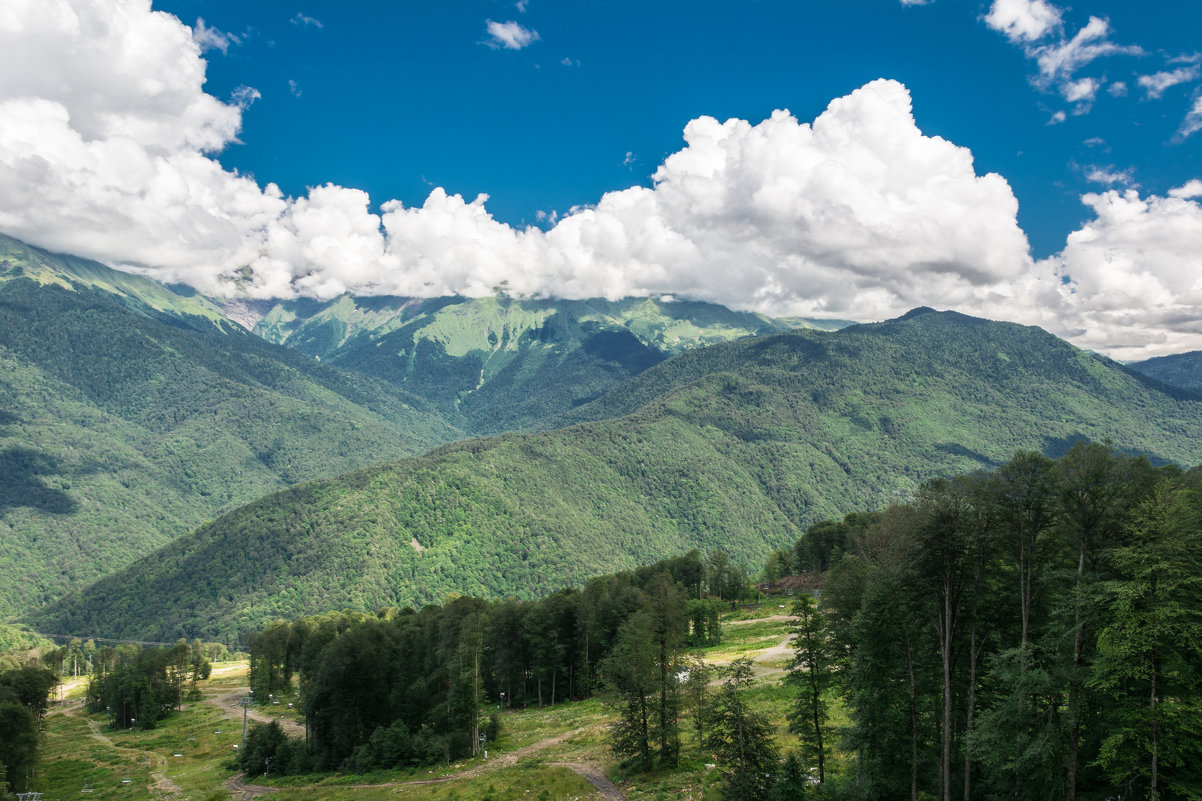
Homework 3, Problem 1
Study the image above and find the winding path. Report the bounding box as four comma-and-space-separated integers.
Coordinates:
61, 704, 184, 799
224, 726, 626, 799
206, 689, 306, 737
549, 762, 626, 800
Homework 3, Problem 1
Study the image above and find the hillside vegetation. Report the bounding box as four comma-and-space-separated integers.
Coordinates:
253, 293, 848, 434
0, 241, 462, 619
30, 309, 1202, 643
1128, 350, 1202, 394
0, 233, 236, 334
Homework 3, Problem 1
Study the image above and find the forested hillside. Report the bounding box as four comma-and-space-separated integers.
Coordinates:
0, 232, 847, 620
252, 293, 847, 434
1128, 350, 1202, 394
0, 232, 236, 334
0, 270, 461, 619
31, 309, 1202, 643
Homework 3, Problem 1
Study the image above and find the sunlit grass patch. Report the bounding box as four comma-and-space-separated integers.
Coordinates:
266, 763, 597, 801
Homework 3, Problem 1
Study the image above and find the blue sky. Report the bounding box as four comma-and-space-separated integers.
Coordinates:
160, 0, 1200, 257
1, 0, 1201, 359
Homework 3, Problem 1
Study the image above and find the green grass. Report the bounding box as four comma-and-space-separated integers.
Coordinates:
29, 619, 857, 801
267, 765, 598, 801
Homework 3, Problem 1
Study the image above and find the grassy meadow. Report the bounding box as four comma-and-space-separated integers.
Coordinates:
30, 604, 832, 800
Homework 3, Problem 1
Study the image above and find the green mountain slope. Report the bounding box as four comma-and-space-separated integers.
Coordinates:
1128, 350, 1202, 395
0, 269, 461, 619
32, 308, 1202, 643
252, 293, 849, 434
0, 233, 237, 334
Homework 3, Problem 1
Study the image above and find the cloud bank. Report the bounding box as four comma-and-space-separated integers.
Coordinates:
0, 0, 1200, 359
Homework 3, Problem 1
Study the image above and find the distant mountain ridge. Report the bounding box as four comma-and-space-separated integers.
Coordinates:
245, 293, 851, 435
31, 307, 1202, 643
1128, 350, 1202, 395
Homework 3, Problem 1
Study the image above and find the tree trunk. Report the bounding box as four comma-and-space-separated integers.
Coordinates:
964, 548, 983, 801
942, 580, 953, 801
809, 656, 825, 783
1150, 645, 1159, 801
906, 638, 919, 801
1067, 538, 1087, 801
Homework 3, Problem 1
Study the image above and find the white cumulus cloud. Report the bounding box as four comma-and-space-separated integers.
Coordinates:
1062, 76, 1101, 112
484, 20, 539, 50
1138, 66, 1201, 99
1085, 166, 1134, 186
985, 3, 1141, 117
1181, 96, 1202, 139
1042, 188, 1202, 360
984, 0, 1062, 43
1032, 16, 1140, 85
1, 0, 1200, 359
291, 12, 322, 29
1169, 179, 1202, 199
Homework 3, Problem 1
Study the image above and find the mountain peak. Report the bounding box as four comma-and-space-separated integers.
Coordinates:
898, 306, 939, 320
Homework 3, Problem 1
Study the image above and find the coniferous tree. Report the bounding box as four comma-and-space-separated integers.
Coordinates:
785, 593, 831, 783
604, 611, 657, 771
645, 574, 688, 766
707, 658, 779, 801
1089, 479, 1202, 800
680, 652, 713, 757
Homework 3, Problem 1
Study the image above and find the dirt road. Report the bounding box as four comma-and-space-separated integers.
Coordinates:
225, 726, 627, 800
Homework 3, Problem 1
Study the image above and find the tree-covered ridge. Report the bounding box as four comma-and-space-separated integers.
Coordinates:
1128, 350, 1202, 395
30, 310, 1202, 643
252, 293, 850, 434
0, 232, 237, 334
0, 277, 462, 619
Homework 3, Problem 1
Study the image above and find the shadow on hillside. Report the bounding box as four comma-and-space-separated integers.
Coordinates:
0, 446, 78, 514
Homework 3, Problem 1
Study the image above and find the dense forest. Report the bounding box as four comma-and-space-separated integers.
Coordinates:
0, 273, 459, 618
238, 443, 1201, 801
239, 549, 734, 775
84, 640, 215, 729
32, 310, 1202, 644
1129, 350, 1202, 395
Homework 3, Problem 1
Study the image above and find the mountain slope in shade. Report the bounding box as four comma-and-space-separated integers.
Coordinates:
250, 293, 851, 434
0, 268, 462, 619
31, 308, 1202, 643
1127, 351, 1202, 395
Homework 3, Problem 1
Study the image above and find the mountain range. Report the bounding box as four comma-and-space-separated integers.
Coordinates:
26, 304, 1202, 642
4, 231, 1202, 643
240, 292, 846, 435
0, 233, 828, 621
